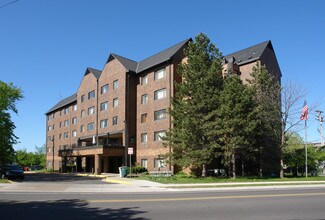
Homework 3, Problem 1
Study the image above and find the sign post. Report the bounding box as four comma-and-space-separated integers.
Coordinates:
128, 148, 133, 177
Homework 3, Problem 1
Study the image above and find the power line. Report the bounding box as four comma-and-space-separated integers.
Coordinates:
0, 0, 20, 9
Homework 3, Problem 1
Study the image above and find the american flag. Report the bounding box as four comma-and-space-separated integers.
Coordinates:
300, 100, 308, 120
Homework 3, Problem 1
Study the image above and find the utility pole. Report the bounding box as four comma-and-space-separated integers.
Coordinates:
316, 110, 324, 146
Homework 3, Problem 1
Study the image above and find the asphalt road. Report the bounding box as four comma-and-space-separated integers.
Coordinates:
1, 188, 325, 220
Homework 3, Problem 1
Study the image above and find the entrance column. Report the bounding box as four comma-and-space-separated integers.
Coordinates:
76, 157, 82, 172
94, 154, 101, 175
104, 157, 109, 173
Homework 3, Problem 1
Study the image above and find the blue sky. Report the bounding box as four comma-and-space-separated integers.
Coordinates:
0, 0, 324, 152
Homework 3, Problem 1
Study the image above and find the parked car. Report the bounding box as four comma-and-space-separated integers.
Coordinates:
0, 164, 25, 180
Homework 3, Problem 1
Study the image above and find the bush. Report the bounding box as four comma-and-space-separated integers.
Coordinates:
131, 166, 148, 174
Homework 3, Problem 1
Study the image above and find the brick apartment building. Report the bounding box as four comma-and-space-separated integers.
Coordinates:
45, 38, 281, 174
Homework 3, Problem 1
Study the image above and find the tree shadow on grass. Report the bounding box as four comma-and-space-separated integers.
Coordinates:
0, 199, 148, 220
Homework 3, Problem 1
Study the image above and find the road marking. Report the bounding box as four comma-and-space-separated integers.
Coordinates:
88, 192, 325, 203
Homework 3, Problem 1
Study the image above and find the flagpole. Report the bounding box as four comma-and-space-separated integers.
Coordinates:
305, 120, 308, 177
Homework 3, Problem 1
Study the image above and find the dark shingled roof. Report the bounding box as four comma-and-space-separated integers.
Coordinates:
46, 93, 77, 114
108, 38, 191, 74
110, 54, 138, 72
224, 40, 271, 65
136, 38, 191, 73
85, 67, 102, 79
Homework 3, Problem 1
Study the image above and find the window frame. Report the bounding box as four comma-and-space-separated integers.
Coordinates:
141, 94, 148, 104
100, 119, 108, 128
141, 133, 148, 143
88, 106, 95, 115
154, 109, 166, 121
87, 122, 94, 131
154, 68, 165, 81
113, 80, 119, 90
154, 130, 166, 141
88, 90, 95, 100
154, 88, 166, 100
112, 116, 118, 125
101, 84, 108, 94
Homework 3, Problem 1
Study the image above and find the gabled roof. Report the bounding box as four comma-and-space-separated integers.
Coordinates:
46, 93, 77, 114
107, 38, 191, 74
108, 54, 138, 72
136, 38, 191, 73
85, 67, 102, 79
224, 41, 271, 65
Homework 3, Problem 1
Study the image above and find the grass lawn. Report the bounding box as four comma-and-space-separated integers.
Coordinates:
0, 178, 11, 183
137, 175, 325, 184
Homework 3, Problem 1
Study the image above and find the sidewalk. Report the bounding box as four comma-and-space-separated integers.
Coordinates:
1, 173, 325, 193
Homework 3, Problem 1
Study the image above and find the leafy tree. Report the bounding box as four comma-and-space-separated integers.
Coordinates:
164, 33, 223, 177
284, 132, 322, 176
0, 81, 23, 166
248, 64, 282, 177
214, 76, 257, 178
15, 145, 46, 168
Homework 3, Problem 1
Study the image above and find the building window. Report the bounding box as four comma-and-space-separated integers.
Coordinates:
47, 136, 51, 142
154, 109, 166, 121
88, 90, 95, 100
154, 88, 166, 100
154, 68, 165, 81
112, 116, 118, 125
100, 102, 108, 111
73, 104, 77, 111
81, 110, 85, 118
113, 80, 119, 90
141, 113, 148, 123
88, 106, 95, 115
141, 159, 148, 168
87, 122, 94, 131
100, 119, 108, 128
101, 84, 108, 94
113, 98, 118, 108
48, 126, 51, 131
52, 124, 55, 130
141, 75, 148, 85
64, 119, 69, 126
80, 125, 85, 133
141, 133, 147, 143
154, 130, 166, 141
59, 133, 62, 140
64, 132, 69, 139
72, 117, 77, 124
59, 122, 62, 128
72, 130, 77, 137
52, 113, 55, 119
154, 158, 166, 168
141, 94, 148, 104
81, 95, 85, 103
64, 107, 69, 114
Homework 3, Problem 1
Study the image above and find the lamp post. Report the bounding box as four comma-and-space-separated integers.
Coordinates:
52, 136, 54, 171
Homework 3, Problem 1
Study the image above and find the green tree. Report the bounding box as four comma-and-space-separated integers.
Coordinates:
284, 132, 324, 176
0, 81, 23, 166
248, 64, 282, 177
164, 33, 224, 177
15, 145, 46, 168
215, 76, 257, 178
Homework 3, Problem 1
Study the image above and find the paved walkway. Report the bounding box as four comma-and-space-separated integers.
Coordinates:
1, 173, 325, 193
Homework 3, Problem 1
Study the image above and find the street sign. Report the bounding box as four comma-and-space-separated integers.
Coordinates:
128, 147, 133, 155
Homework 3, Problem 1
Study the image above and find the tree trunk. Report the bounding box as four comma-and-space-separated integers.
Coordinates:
259, 146, 263, 177
201, 163, 207, 177
280, 128, 285, 178
241, 160, 245, 177
232, 153, 236, 179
